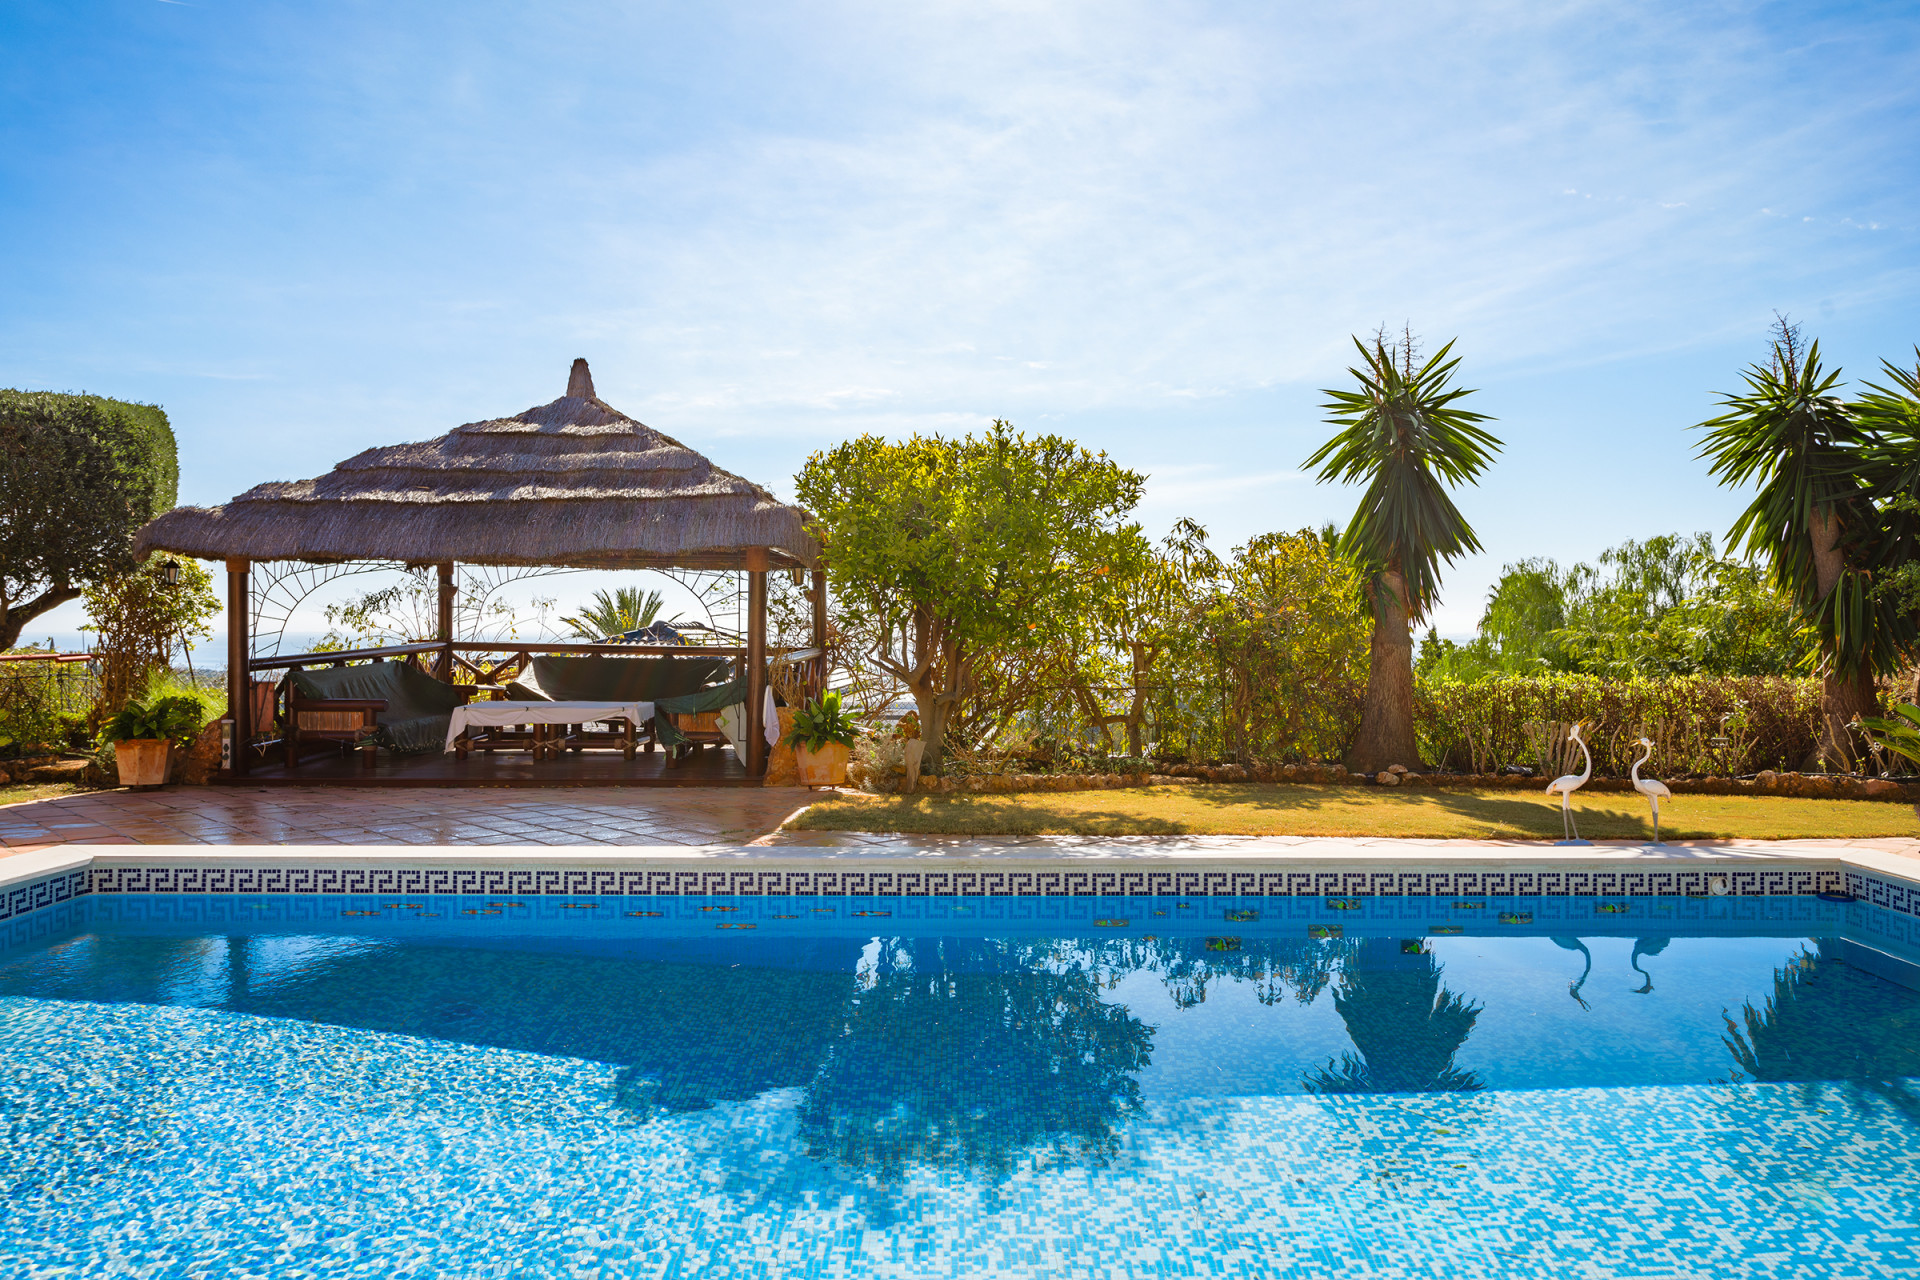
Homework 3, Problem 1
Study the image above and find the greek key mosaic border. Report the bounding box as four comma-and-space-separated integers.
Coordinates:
79, 862, 1873, 901
3, 863, 1916, 929
0, 868, 87, 925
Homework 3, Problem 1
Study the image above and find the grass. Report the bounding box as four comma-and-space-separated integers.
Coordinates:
792, 783, 1920, 841
0, 781, 88, 808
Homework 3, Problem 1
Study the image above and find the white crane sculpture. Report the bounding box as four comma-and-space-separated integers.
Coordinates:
1545, 721, 1592, 842
1630, 736, 1672, 844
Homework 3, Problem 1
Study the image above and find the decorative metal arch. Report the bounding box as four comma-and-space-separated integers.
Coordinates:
247, 561, 746, 659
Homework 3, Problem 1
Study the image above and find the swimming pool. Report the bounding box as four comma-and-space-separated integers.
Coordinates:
2, 893, 1916, 1277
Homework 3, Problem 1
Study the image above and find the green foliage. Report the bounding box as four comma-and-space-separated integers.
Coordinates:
0, 390, 179, 650
1187, 530, 1371, 763
796, 420, 1144, 773
785, 690, 860, 752
1696, 327, 1913, 678
1416, 673, 1829, 776
83, 554, 220, 719
100, 695, 206, 747
560, 586, 672, 641
1305, 333, 1502, 619
1420, 533, 1814, 684
1854, 704, 1920, 772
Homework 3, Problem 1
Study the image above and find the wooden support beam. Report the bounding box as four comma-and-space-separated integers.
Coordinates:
436, 562, 456, 681
810, 569, 829, 702
746, 548, 769, 777
226, 557, 251, 777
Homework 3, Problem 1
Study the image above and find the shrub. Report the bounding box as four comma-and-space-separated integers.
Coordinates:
1415, 674, 1828, 776
785, 691, 860, 752
100, 695, 207, 748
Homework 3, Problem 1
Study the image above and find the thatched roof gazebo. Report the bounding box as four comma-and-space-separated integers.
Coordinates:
139, 360, 824, 779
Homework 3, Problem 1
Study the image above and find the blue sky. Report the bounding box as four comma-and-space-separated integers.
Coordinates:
3, 0, 1916, 642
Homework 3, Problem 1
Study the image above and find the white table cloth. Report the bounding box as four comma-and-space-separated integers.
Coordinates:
443, 700, 652, 753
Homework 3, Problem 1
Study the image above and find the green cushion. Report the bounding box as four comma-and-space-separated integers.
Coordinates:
290, 661, 465, 754
529, 654, 733, 703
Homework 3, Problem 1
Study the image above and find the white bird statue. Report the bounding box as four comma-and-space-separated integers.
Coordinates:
1544, 721, 1592, 842
1630, 736, 1672, 844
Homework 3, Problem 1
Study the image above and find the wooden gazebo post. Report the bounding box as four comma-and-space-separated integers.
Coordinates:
745, 548, 768, 776
436, 562, 456, 681
225, 556, 250, 778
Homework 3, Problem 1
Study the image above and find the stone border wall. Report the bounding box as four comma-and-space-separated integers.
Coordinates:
864, 762, 1920, 802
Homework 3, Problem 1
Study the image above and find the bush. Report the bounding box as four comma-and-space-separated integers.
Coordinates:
100, 695, 207, 747
1415, 674, 1829, 776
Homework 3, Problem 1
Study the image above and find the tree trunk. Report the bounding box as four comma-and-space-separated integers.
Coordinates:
1125, 641, 1151, 759
1809, 507, 1873, 770
0, 584, 81, 651
1345, 568, 1421, 775
900, 606, 964, 776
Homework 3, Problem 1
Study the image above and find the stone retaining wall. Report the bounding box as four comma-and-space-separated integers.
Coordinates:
861, 761, 1920, 803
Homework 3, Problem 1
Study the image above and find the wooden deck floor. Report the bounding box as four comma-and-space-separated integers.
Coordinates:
228, 743, 757, 788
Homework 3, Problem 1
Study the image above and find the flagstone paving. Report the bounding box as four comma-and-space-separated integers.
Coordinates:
0, 787, 811, 852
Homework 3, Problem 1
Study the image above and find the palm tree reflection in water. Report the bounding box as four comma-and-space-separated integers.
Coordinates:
1305, 938, 1485, 1094
1722, 941, 1920, 1122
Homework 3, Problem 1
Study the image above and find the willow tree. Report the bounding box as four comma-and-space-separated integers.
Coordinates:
1305, 333, 1501, 774
1697, 322, 1912, 767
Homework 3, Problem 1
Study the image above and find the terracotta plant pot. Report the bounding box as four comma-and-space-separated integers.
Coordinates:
794, 741, 851, 788
114, 739, 173, 788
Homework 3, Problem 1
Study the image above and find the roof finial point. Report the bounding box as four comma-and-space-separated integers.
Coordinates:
567, 358, 595, 400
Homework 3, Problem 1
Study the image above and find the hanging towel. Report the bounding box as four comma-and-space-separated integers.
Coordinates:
764, 686, 781, 747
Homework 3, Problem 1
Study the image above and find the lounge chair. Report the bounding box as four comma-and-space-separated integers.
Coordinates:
286, 661, 471, 767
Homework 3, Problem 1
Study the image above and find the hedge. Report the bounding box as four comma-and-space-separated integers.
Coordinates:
1415, 674, 1833, 776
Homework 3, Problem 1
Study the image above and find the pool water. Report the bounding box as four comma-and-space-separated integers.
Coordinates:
2, 894, 1916, 1278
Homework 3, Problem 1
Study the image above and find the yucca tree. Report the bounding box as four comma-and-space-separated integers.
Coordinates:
1697, 324, 1907, 768
559, 586, 672, 641
1305, 332, 1501, 774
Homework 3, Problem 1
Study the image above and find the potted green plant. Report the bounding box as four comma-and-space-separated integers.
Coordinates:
783, 690, 859, 788
100, 696, 207, 788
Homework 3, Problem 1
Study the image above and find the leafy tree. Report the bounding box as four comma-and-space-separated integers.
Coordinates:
83, 553, 220, 717
1062, 518, 1218, 759
1196, 529, 1370, 763
559, 586, 673, 641
1698, 319, 1916, 767
796, 421, 1144, 774
797, 937, 1154, 1185
1555, 533, 1811, 678
1420, 534, 1812, 684
1305, 332, 1502, 773
0, 390, 178, 650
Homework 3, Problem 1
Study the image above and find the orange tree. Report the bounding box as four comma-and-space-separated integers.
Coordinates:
795, 421, 1143, 776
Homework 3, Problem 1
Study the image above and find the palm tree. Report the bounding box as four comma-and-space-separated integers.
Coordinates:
1696, 318, 1903, 768
558, 586, 672, 641
1305, 330, 1502, 774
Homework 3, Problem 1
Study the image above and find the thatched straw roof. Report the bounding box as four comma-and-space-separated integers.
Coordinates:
138, 360, 818, 570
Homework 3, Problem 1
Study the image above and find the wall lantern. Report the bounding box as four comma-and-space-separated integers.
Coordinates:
160, 559, 181, 588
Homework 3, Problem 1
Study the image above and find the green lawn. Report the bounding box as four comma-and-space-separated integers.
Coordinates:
792, 783, 1920, 841
0, 782, 87, 808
